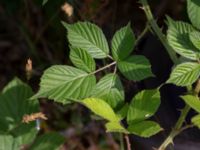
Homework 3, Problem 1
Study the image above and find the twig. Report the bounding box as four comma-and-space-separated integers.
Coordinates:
135, 23, 149, 45
124, 134, 131, 150
90, 61, 116, 75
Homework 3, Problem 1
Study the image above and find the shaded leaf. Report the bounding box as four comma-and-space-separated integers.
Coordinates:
30, 132, 65, 150
118, 55, 154, 81
111, 23, 135, 60
117, 103, 129, 119
127, 89, 160, 124
63, 21, 109, 59
128, 121, 162, 138
32, 65, 96, 103
0, 78, 39, 134
92, 73, 124, 108
0, 135, 19, 150
70, 47, 96, 72
167, 62, 200, 86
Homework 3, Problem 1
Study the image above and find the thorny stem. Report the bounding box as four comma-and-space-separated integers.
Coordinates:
90, 61, 116, 75
139, 0, 200, 149
139, 0, 179, 65
125, 134, 131, 150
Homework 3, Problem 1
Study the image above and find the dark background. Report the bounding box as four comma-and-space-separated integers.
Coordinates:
0, 0, 200, 149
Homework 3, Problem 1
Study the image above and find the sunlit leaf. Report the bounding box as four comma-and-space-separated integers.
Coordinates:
191, 114, 200, 128
167, 62, 200, 86
32, 65, 96, 104
181, 95, 200, 113
92, 73, 124, 108
63, 21, 109, 59
105, 122, 128, 133
189, 31, 200, 50
82, 98, 120, 122
70, 47, 96, 72
167, 17, 199, 60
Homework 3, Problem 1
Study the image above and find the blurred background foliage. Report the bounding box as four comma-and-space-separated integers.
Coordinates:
0, 0, 196, 149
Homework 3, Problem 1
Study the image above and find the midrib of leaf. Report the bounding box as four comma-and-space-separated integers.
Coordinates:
69, 28, 108, 57
107, 75, 116, 96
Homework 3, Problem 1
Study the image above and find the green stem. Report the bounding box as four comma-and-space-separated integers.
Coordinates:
135, 23, 149, 45
158, 105, 190, 150
90, 61, 116, 75
120, 133, 125, 150
139, 0, 179, 64
139, 0, 198, 149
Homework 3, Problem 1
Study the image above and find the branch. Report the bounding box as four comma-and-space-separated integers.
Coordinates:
124, 134, 131, 150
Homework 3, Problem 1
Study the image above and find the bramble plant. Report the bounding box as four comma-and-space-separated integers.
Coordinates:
1, 0, 200, 149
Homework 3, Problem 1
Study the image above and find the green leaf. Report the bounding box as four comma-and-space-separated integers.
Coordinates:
189, 31, 200, 50
30, 132, 65, 150
0, 135, 19, 150
82, 98, 121, 122
111, 23, 135, 60
32, 65, 96, 103
167, 62, 200, 86
118, 55, 154, 81
92, 73, 124, 108
181, 95, 200, 113
105, 122, 128, 133
69, 47, 96, 72
62, 21, 109, 59
191, 114, 200, 128
167, 17, 199, 60
127, 89, 160, 124
117, 103, 129, 119
0, 78, 39, 133
187, 0, 200, 30
128, 121, 162, 138
42, 0, 48, 5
